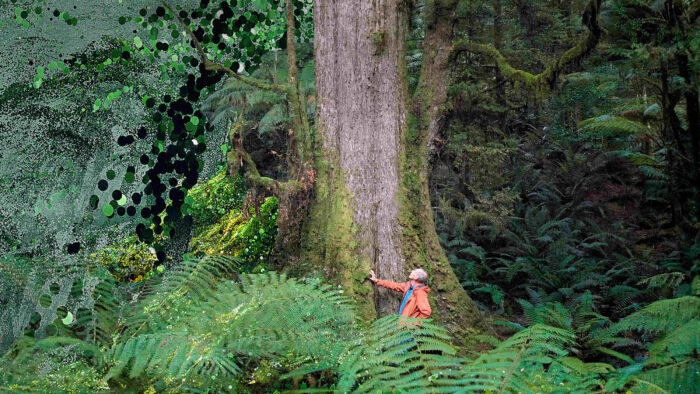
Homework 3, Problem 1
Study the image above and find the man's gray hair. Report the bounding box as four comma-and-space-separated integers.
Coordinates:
412, 268, 428, 283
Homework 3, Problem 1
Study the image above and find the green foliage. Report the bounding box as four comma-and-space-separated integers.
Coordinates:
108, 262, 354, 392
0, 336, 108, 393
598, 294, 700, 392
578, 115, 648, 138
625, 360, 699, 394
515, 293, 635, 363
1, 255, 358, 392
187, 169, 246, 229
638, 272, 686, 292
2, 253, 697, 392
190, 196, 278, 271
449, 201, 628, 313
435, 122, 520, 237
646, 320, 700, 366
548, 69, 617, 129
201, 44, 316, 129
606, 296, 700, 336
452, 324, 605, 393
332, 316, 457, 392
89, 235, 160, 282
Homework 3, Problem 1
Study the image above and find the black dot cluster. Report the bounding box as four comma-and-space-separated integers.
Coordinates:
92, 1, 290, 258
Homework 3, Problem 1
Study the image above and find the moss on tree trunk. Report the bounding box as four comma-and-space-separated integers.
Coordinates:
304, 0, 488, 344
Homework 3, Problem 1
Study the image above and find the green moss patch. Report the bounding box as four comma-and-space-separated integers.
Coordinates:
187, 169, 246, 230
190, 197, 278, 272
90, 235, 161, 282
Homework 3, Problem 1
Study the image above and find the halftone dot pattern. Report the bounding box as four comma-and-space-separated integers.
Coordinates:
0, 0, 313, 351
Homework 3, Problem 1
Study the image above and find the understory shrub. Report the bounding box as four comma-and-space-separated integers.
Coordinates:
190, 196, 278, 271
89, 235, 162, 282
186, 169, 246, 230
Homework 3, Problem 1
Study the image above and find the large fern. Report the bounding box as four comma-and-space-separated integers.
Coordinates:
606, 296, 700, 336
106, 256, 355, 391
646, 320, 700, 365
626, 360, 699, 394
578, 115, 648, 138
201, 45, 316, 129
329, 315, 457, 393
516, 293, 637, 364
600, 295, 700, 393
447, 324, 605, 393
318, 318, 608, 393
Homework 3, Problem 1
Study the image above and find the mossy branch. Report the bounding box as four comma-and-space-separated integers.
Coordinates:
163, 2, 285, 93
282, 0, 313, 166
450, 0, 604, 91
285, 0, 298, 87
227, 107, 301, 196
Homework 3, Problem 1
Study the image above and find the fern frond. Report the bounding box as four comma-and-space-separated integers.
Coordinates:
450, 324, 584, 392
629, 360, 699, 394
607, 296, 700, 335
578, 115, 648, 137
647, 320, 700, 365
109, 270, 354, 390
258, 103, 288, 134
335, 315, 457, 393
607, 150, 662, 166
638, 272, 685, 291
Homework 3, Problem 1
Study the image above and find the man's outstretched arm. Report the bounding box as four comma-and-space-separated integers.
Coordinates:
369, 269, 406, 293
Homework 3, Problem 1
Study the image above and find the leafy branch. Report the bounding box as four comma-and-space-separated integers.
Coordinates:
162, 1, 286, 93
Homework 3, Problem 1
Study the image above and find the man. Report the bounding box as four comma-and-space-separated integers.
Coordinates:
369, 268, 432, 319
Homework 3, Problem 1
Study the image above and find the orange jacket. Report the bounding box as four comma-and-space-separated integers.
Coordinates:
376, 280, 432, 319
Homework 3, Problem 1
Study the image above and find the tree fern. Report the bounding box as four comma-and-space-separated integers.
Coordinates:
599, 295, 700, 392
516, 295, 633, 363
646, 320, 700, 365
627, 360, 699, 394
201, 46, 315, 129
638, 272, 686, 292
122, 254, 242, 334
607, 150, 662, 167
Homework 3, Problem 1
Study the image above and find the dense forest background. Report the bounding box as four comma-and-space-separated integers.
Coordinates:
0, 0, 698, 392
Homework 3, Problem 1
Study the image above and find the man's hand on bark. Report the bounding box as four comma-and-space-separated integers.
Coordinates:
369, 269, 378, 283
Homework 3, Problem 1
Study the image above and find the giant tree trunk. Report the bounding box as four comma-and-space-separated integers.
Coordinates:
304, 0, 487, 343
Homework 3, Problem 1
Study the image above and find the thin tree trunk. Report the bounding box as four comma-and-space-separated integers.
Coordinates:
493, 0, 507, 131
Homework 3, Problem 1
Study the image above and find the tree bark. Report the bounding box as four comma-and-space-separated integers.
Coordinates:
307, 0, 410, 318
305, 0, 487, 344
